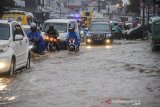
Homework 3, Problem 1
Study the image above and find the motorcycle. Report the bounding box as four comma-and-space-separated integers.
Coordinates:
29, 37, 40, 54
67, 37, 79, 52
44, 35, 57, 52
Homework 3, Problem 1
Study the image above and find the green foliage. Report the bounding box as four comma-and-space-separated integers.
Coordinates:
127, 0, 141, 16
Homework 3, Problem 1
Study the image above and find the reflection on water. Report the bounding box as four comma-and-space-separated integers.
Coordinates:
0, 78, 10, 91
0, 77, 17, 105
86, 46, 93, 49
105, 45, 112, 49
8, 96, 17, 101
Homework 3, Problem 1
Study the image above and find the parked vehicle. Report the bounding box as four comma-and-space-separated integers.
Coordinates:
148, 17, 160, 51
126, 25, 148, 40
86, 22, 113, 45
0, 20, 30, 76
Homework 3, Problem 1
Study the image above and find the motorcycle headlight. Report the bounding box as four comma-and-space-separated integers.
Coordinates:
80, 31, 84, 35
0, 45, 8, 53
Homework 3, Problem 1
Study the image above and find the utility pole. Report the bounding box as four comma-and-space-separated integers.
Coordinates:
142, 0, 145, 39
147, 4, 150, 23
153, 2, 155, 16
60, 3, 61, 18
98, 0, 100, 12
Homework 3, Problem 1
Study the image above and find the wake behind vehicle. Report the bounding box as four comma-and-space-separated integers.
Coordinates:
0, 20, 31, 76
86, 22, 113, 45
149, 17, 160, 51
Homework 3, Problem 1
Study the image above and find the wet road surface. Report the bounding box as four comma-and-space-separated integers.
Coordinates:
0, 40, 160, 107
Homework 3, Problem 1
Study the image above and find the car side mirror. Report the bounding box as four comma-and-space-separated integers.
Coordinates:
15, 34, 23, 41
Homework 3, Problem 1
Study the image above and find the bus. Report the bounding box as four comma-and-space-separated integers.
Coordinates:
2, 10, 36, 25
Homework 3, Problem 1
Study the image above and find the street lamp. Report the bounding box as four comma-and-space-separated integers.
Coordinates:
116, 4, 120, 17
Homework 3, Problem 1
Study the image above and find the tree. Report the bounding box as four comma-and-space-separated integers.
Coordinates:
127, 0, 141, 16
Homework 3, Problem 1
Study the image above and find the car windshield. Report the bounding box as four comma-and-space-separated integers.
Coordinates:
44, 23, 67, 33
153, 21, 160, 34
0, 23, 10, 40
23, 28, 31, 35
90, 23, 110, 31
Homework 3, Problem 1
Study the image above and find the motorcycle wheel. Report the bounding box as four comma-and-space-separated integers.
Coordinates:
48, 43, 56, 52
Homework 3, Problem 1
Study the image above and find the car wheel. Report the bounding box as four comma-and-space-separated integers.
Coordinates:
26, 53, 31, 69
8, 59, 15, 76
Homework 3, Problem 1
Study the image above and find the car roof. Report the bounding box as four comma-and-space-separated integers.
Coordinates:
44, 19, 76, 23
3, 10, 27, 14
91, 22, 110, 24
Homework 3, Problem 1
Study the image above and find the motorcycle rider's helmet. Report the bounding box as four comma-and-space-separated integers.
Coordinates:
82, 24, 85, 28
69, 27, 74, 33
30, 23, 37, 32
49, 24, 54, 30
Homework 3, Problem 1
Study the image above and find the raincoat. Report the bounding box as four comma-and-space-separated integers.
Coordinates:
27, 31, 45, 53
66, 31, 80, 46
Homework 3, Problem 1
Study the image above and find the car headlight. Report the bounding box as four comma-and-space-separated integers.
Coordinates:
86, 38, 92, 43
0, 45, 8, 53
105, 39, 111, 43
86, 33, 92, 37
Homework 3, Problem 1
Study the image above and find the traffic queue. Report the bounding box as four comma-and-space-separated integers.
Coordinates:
0, 9, 160, 76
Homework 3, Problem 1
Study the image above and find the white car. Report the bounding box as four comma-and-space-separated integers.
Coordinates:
0, 20, 31, 76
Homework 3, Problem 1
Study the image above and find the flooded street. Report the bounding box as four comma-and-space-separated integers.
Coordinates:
0, 40, 160, 107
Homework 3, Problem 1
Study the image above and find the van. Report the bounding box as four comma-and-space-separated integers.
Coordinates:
42, 19, 79, 48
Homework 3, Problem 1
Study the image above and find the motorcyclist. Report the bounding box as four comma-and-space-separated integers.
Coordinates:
66, 27, 80, 47
45, 24, 60, 51
27, 23, 45, 55
112, 23, 122, 39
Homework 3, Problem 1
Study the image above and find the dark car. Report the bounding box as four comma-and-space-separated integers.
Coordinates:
85, 22, 113, 45
126, 24, 149, 40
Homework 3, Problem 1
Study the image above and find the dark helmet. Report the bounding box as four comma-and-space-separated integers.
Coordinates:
49, 24, 54, 30
30, 23, 37, 32
69, 27, 74, 33
114, 23, 118, 26
82, 24, 85, 28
